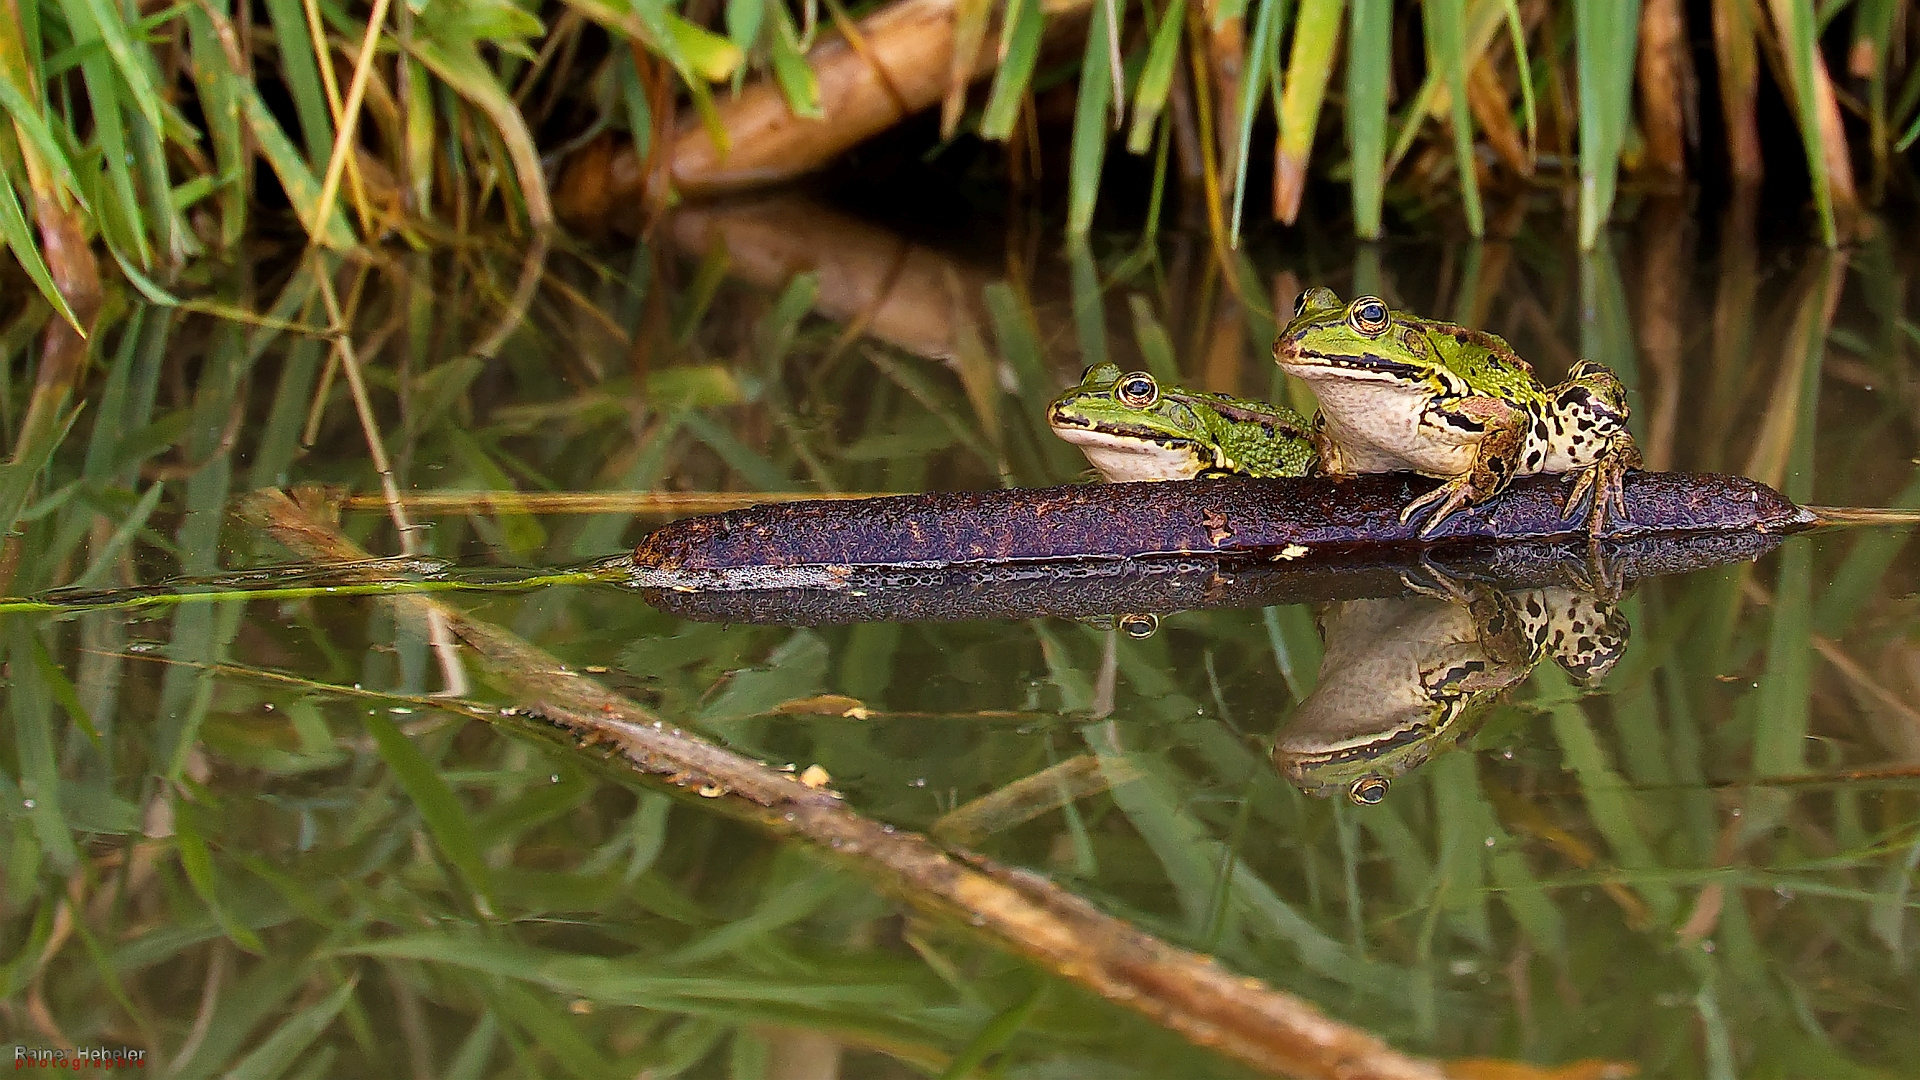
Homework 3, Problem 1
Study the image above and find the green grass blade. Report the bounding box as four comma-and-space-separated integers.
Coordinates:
1067, 241, 1108, 367
360, 710, 495, 912
1126, 295, 1180, 381
766, 2, 824, 118
727, 0, 763, 55
1574, 0, 1643, 248
28, 633, 98, 742
173, 811, 266, 952
222, 977, 357, 1080
1228, 0, 1286, 247
1770, 0, 1837, 246
1500, 0, 1536, 149
260, 0, 336, 166
1066, 0, 1116, 236
979, 0, 1042, 141
237, 84, 355, 247
64, 17, 151, 265
185, 3, 247, 246
667, 13, 744, 81
56, 0, 166, 138
7, 621, 81, 872
939, 981, 1043, 1080
1126, 0, 1187, 153
0, 174, 82, 332
0, 80, 90, 215
408, 38, 555, 229
1273, 0, 1342, 227
1346, 0, 1390, 237
1424, 0, 1483, 236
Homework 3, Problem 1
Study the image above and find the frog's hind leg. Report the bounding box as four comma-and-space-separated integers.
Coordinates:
1400, 397, 1528, 537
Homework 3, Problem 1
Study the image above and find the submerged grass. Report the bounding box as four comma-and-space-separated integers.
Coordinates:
0, 205, 1916, 1075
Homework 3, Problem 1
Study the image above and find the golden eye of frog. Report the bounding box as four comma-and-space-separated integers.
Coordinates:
1047, 363, 1316, 483
1271, 288, 1642, 536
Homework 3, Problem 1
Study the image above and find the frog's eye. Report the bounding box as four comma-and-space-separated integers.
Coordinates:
1292, 292, 1311, 319
1080, 363, 1101, 381
1347, 297, 1391, 337
1348, 776, 1391, 805
1117, 613, 1159, 639
1118, 373, 1159, 408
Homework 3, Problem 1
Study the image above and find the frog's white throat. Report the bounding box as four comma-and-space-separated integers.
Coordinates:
1051, 425, 1206, 482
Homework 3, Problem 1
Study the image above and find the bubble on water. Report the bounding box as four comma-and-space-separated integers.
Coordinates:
22, 799, 34, 810
1484, 836, 1496, 847
910, 778, 927, 788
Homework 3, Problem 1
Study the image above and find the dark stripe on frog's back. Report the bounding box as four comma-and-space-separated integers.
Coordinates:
1049, 413, 1207, 451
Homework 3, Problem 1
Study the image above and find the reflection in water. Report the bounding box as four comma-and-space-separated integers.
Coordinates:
5, 199, 1920, 1078
1273, 581, 1627, 805
638, 529, 1790, 625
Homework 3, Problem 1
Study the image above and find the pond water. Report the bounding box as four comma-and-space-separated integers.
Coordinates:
6, 195, 1919, 1078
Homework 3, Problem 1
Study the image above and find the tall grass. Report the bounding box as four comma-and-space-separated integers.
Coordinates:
1, 0, 1915, 320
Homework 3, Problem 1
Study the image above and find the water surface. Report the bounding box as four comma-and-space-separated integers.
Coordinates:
6, 199, 1918, 1078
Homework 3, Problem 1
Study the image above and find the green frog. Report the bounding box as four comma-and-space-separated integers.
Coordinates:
1272, 289, 1641, 536
1273, 580, 1628, 804
1047, 363, 1316, 482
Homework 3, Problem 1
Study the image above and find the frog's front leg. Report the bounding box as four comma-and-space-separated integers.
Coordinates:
1398, 396, 1527, 537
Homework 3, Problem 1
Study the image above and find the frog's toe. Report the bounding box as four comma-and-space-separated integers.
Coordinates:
1561, 469, 1599, 525
1400, 485, 1449, 528
1412, 493, 1474, 538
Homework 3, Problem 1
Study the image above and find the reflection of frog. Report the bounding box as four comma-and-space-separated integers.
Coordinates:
1272, 581, 1628, 804
1047, 364, 1316, 482
1272, 289, 1641, 536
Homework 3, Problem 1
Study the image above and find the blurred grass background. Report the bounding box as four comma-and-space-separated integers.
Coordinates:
3, 0, 1919, 325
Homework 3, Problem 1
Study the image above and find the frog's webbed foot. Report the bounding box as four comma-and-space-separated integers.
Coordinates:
1396, 556, 1473, 603
1564, 538, 1627, 603
1561, 439, 1640, 537
1401, 475, 1483, 538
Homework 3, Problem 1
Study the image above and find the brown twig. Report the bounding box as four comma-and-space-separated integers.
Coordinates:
238, 486, 1449, 1080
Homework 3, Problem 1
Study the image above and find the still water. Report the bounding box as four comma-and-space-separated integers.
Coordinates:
4, 196, 1918, 1078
